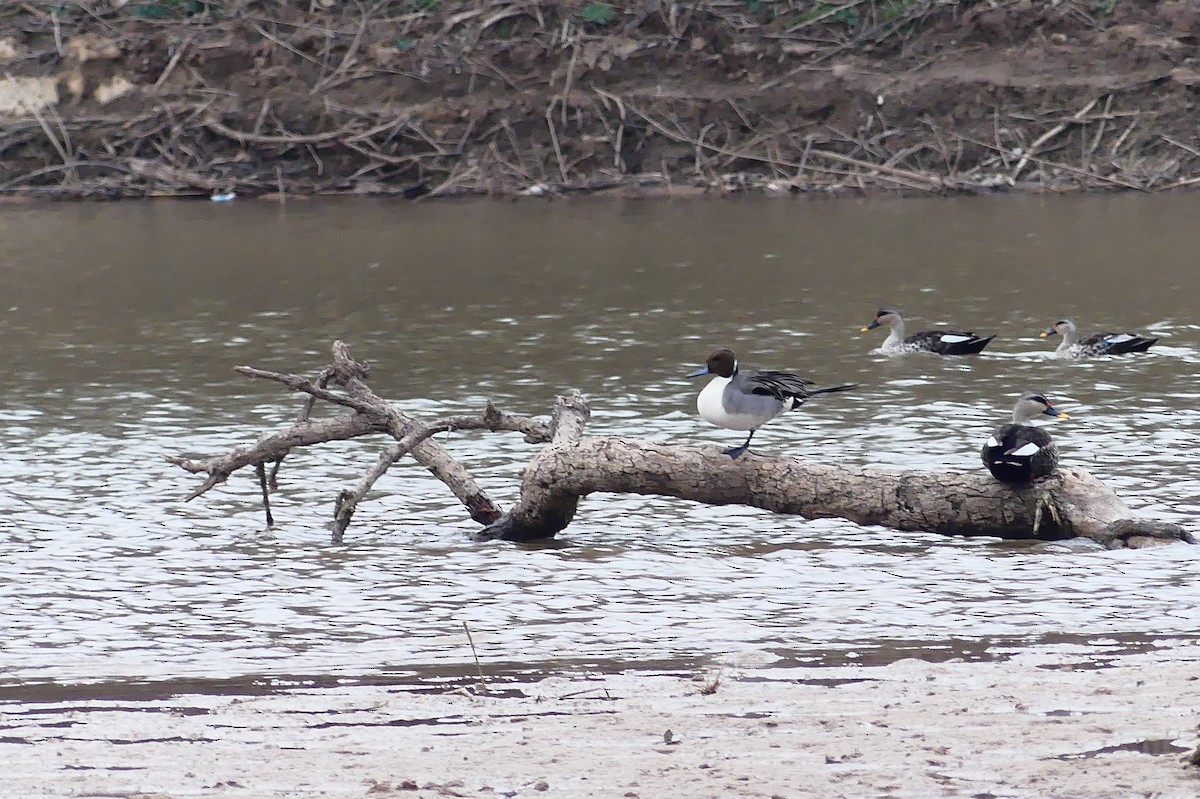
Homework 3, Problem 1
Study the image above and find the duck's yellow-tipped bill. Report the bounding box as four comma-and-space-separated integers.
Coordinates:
860, 326, 871, 332
1056, 412, 1070, 419
1038, 331, 1049, 338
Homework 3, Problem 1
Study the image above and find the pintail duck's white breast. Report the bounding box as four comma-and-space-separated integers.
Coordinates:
686, 348, 856, 459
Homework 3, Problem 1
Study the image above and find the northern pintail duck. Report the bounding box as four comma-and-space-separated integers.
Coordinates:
861, 307, 994, 355
1040, 318, 1157, 358
686, 348, 857, 459
981, 392, 1070, 483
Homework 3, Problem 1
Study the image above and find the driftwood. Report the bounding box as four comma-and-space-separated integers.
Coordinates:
169, 343, 1195, 550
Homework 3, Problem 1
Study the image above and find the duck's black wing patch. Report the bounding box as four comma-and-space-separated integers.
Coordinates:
981, 424, 1059, 483
907, 330, 994, 356
1083, 330, 1158, 355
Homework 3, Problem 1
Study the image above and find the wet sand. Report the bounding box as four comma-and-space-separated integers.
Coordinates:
6, 643, 1199, 799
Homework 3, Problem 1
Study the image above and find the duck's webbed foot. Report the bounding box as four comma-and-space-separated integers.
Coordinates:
723, 443, 750, 459
723, 431, 755, 459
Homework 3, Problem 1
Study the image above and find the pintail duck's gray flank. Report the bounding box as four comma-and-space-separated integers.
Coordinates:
981, 392, 1070, 484
861, 307, 994, 355
686, 348, 857, 459
1041, 318, 1158, 358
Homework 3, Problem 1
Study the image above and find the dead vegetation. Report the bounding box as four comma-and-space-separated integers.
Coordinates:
3, 1, 1200, 199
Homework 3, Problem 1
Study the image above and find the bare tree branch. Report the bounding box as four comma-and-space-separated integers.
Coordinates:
168, 342, 550, 535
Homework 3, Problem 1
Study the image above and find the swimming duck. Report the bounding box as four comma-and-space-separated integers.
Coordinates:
686, 348, 857, 459
981, 392, 1070, 483
1040, 318, 1158, 358
861, 307, 994, 355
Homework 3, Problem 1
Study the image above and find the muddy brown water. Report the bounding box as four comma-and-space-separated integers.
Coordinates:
1, 195, 1198, 700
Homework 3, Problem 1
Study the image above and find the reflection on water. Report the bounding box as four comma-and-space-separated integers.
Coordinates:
0, 194, 1198, 688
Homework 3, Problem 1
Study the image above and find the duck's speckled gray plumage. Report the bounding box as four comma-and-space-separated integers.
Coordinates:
862, 307, 994, 355
981, 393, 1069, 483
686, 348, 857, 458
1041, 318, 1157, 359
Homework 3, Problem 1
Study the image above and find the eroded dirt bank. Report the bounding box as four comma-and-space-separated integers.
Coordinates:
6, 644, 1200, 798
4, 1, 1200, 199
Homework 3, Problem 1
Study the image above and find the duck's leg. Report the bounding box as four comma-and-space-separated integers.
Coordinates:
724, 430, 755, 459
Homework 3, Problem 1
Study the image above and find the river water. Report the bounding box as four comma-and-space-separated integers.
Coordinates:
1, 194, 1198, 697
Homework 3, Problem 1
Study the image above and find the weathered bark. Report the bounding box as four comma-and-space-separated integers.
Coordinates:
170, 344, 1194, 549
479, 390, 1194, 550
479, 439, 1189, 547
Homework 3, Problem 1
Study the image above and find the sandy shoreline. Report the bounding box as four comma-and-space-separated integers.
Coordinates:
5, 643, 1199, 799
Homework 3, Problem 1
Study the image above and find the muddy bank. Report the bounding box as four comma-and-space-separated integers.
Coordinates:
6, 643, 1200, 797
3, 1, 1200, 200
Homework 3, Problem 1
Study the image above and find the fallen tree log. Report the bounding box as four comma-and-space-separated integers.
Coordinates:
169, 343, 1194, 550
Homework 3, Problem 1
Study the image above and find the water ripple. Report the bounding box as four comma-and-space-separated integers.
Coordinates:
1, 197, 1198, 686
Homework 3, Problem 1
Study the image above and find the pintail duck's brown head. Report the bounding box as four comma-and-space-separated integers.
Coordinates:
686, 348, 738, 379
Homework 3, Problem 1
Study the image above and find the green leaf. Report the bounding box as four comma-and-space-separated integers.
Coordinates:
878, 0, 915, 21
834, 7, 859, 26
792, 2, 862, 30
131, 3, 172, 19
130, 0, 208, 18
581, 2, 616, 25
